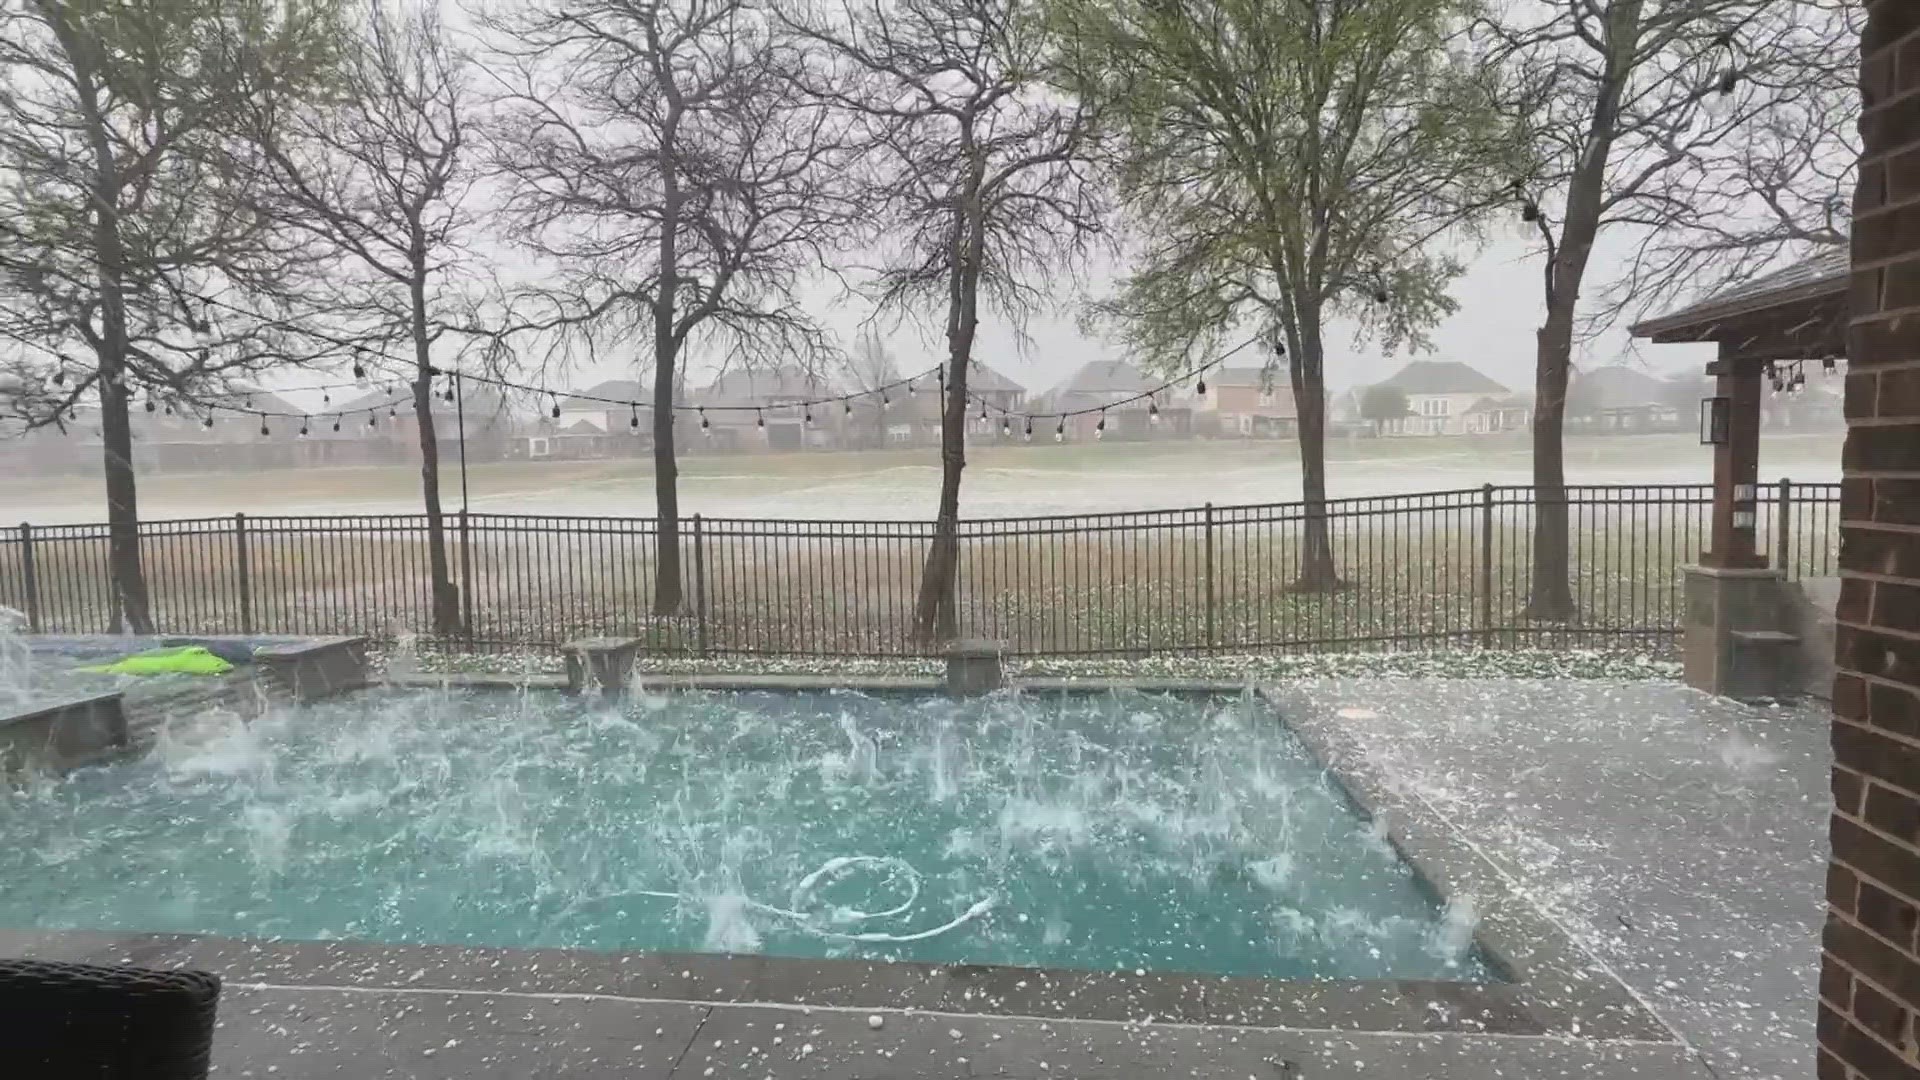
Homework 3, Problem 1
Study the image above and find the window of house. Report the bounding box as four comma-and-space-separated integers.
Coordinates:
1418, 398, 1451, 417
529, 437, 550, 458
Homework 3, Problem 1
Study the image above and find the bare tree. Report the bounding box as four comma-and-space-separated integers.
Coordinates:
784, 0, 1107, 641
1482, 0, 1855, 620
1056, 0, 1517, 590
479, 0, 855, 616
0, 0, 345, 632
247, 0, 478, 635
842, 326, 900, 445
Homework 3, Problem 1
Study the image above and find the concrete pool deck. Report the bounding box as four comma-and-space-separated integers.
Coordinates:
4, 678, 1826, 1078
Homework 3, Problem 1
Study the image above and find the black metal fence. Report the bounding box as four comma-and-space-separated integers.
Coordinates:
0, 481, 1840, 657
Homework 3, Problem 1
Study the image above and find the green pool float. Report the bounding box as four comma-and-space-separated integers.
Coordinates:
77, 645, 235, 677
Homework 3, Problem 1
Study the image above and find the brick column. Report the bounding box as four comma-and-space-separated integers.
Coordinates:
1821, 3, 1920, 1077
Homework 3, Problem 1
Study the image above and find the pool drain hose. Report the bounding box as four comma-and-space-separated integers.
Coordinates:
629, 855, 996, 944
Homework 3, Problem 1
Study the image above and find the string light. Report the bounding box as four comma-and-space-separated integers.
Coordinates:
203, 414, 215, 430
700, 409, 711, 436
879, 390, 888, 411
1001, 416, 1011, 437
51, 370, 65, 387
143, 397, 156, 413
332, 417, 341, 433
1521, 202, 1540, 222
1095, 410, 1107, 439
1024, 417, 1034, 441
629, 403, 640, 431
803, 406, 813, 426
756, 409, 766, 429
1054, 417, 1065, 442
298, 416, 309, 438
1148, 399, 1159, 424
907, 381, 916, 398
258, 414, 270, 437
548, 392, 560, 419
1195, 375, 1207, 397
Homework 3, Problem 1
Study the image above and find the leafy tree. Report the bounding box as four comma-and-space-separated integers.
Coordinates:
1055, 0, 1518, 591
1482, 0, 1854, 620
785, 0, 1107, 641
0, 0, 346, 632
1359, 384, 1410, 434
480, 0, 855, 616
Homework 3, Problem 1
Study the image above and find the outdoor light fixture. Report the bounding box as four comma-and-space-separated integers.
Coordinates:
1734, 482, 1756, 502
1732, 509, 1757, 529
1700, 396, 1730, 445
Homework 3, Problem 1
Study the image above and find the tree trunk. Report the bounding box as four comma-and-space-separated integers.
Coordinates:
1526, 302, 1579, 621
912, 188, 986, 644
99, 378, 152, 633
651, 339, 683, 617
57, 15, 150, 633
407, 260, 460, 635
1286, 332, 1340, 592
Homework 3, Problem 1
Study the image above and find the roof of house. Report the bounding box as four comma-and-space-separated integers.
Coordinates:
966, 361, 1025, 395
1211, 365, 1284, 388
1569, 365, 1670, 412
695, 367, 825, 408
1056, 359, 1156, 396
1375, 361, 1508, 397
566, 379, 648, 406
1464, 394, 1532, 414
1631, 248, 1848, 339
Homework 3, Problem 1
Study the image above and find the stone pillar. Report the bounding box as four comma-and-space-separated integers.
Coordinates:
1681, 564, 1793, 699
0, 692, 128, 777
1704, 350, 1767, 569
1821, 4, 1920, 1076
563, 637, 644, 694
255, 636, 370, 703
946, 639, 1006, 698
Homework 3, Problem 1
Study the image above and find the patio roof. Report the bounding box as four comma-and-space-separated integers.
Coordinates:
1630, 249, 1848, 359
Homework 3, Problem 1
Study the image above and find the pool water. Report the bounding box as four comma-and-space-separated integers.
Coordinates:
0, 686, 1490, 981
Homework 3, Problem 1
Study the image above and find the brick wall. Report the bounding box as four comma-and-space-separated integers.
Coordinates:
1822, 3, 1920, 1077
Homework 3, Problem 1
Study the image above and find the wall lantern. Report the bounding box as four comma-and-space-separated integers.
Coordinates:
1700, 396, 1730, 445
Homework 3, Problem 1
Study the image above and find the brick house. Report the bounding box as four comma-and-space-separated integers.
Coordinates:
1820, 5, 1920, 1075
1367, 360, 1523, 435
1196, 365, 1298, 437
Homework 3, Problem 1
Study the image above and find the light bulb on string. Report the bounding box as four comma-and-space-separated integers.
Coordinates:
322, 391, 331, 406
444, 381, 456, 404
163, 403, 173, 416
203, 413, 216, 430
548, 392, 560, 420
144, 397, 156, 413
332, 417, 341, 433
907, 381, 916, 398
844, 400, 853, 418
368, 412, 378, 428
51, 370, 65, 387
1001, 416, 1010, 437
1055, 417, 1065, 442
298, 417, 309, 438
1196, 375, 1207, 397
352, 350, 368, 385
1148, 399, 1160, 424
803, 406, 813, 426
757, 409, 766, 430
1024, 417, 1033, 441
259, 414, 270, 437
879, 391, 888, 412
979, 400, 988, 422
630, 404, 640, 431
1095, 410, 1107, 439
700, 409, 712, 436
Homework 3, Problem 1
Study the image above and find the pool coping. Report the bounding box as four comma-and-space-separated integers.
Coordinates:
1, 674, 1675, 1044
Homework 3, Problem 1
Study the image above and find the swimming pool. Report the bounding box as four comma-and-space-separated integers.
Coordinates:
1, 685, 1490, 982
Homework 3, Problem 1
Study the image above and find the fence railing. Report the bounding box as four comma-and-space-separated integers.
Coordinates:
0, 481, 1840, 657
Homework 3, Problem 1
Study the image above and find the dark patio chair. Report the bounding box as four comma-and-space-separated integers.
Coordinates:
0, 957, 221, 1079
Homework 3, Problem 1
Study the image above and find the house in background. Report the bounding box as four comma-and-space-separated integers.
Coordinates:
326, 382, 525, 463
546, 379, 655, 459
1198, 365, 1297, 437
693, 367, 831, 451
963, 362, 1028, 441
1565, 365, 1683, 432
1038, 359, 1175, 440
1367, 361, 1523, 436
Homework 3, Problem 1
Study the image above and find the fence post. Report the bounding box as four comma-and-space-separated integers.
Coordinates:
1479, 485, 1495, 646
1775, 477, 1793, 575
234, 512, 254, 635
692, 513, 709, 655
1203, 502, 1216, 649
459, 509, 474, 644
18, 522, 42, 633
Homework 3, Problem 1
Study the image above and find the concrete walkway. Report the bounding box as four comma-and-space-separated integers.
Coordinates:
1279, 678, 1830, 1080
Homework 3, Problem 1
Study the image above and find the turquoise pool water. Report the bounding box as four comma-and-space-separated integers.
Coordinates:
0, 686, 1489, 981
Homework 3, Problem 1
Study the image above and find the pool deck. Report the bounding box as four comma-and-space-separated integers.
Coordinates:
6, 677, 1826, 1078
